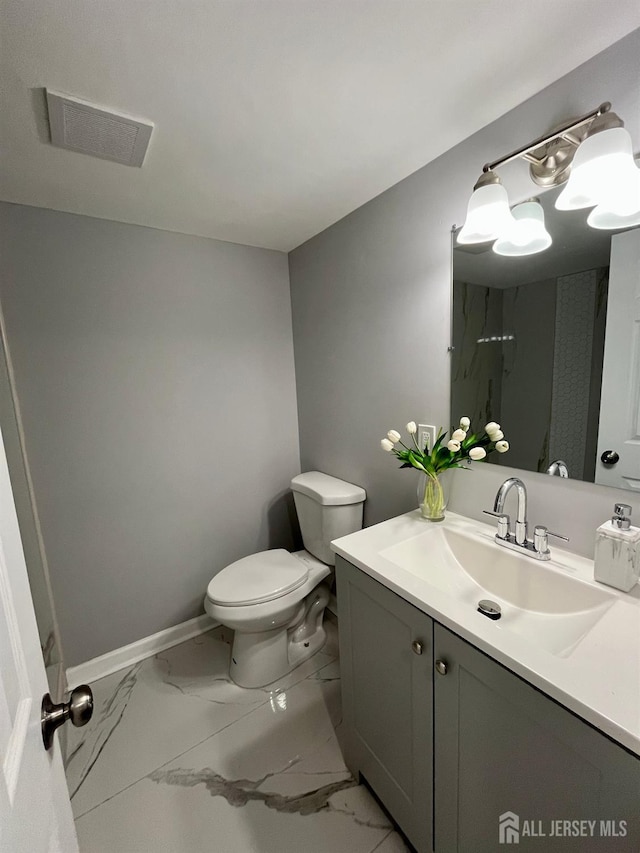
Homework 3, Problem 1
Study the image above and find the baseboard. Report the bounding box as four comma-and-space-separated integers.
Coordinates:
66, 613, 217, 687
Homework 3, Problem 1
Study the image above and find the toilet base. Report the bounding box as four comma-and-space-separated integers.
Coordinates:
229, 584, 330, 688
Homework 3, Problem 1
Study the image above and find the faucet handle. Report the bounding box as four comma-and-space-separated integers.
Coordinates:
533, 525, 569, 555
483, 510, 510, 539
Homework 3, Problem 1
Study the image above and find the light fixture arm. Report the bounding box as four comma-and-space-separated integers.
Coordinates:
478, 102, 626, 189
482, 102, 611, 174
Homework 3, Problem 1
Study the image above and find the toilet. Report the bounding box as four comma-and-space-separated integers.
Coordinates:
204, 471, 366, 688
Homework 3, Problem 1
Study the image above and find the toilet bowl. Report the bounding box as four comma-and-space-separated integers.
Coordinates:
204, 472, 366, 688
205, 549, 331, 687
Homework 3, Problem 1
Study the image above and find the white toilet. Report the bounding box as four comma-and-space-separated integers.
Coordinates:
204, 471, 366, 688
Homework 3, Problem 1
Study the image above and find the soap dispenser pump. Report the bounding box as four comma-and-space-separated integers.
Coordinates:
612, 503, 632, 529
594, 503, 640, 592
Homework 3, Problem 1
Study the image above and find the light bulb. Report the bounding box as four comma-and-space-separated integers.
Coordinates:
493, 200, 552, 257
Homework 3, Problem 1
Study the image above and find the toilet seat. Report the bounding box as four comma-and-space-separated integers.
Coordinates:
206, 549, 309, 607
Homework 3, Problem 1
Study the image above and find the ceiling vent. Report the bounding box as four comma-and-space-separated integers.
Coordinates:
45, 90, 153, 167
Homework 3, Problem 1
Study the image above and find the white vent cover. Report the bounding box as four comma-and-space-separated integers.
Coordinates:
46, 90, 153, 167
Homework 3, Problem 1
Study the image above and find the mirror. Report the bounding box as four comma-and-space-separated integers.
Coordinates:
451, 184, 640, 492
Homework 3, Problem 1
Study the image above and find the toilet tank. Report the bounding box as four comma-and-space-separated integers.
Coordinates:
291, 472, 366, 565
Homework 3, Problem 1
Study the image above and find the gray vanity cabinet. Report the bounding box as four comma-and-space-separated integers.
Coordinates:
337, 556, 640, 853
434, 623, 640, 852
336, 556, 433, 853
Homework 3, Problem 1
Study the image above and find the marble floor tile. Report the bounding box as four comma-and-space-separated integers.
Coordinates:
371, 830, 414, 852
76, 670, 406, 853
67, 622, 339, 818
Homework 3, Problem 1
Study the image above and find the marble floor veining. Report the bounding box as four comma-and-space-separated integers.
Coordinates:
66, 620, 411, 853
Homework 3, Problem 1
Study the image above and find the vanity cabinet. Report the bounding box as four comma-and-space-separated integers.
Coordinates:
336, 555, 433, 853
336, 556, 640, 853
434, 623, 640, 852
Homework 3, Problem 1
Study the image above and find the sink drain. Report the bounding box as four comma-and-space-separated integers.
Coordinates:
477, 599, 502, 620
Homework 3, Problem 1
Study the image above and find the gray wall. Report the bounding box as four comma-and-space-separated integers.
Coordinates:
289, 28, 640, 556
0, 203, 300, 666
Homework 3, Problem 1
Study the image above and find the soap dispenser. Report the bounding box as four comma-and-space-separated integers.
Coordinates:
594, 503, 640, 592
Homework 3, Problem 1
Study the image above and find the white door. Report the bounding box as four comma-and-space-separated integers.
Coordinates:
596, 228, 640, 490
0, 420, 78, 853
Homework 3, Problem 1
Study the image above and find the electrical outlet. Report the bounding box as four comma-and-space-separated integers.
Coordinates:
418, 424, 436, 452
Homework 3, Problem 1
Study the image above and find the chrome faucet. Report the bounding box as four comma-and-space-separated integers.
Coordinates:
495, 476, 528, 545
547, 459, 569, 478
483, 477, 569, 561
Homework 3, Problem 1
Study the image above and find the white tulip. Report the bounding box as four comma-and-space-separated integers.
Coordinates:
387, 430, 401, 444
491, 429, 504, 441
459, 417, 470, 430
495, 440, 509, 453
447, 439, 461, 453
469, 446, 487, 460
485, 422, 500, 436
381, 438, 395, 452
451, 428, 467, 442
406, 421, 417, 435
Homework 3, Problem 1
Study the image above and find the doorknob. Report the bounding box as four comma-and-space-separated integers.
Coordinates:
601, 450, 620, 466
435, 659, 448, 676
42, 685, 93, 750
411, 640, 424, 655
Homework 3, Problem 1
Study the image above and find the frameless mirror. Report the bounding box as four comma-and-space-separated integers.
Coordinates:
451, 184, 640, 492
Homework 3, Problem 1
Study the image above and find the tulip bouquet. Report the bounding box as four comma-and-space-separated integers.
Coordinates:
381, 417, 509, 520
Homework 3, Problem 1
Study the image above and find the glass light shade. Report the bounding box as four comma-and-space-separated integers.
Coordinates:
492, 201, 552, 257
586, 163, 640, 228
587, 204, 640, 230
556, 126, 639, 212
457, 182, 514, 244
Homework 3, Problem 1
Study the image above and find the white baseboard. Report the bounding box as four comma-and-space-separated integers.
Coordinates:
66, 613, 217, 687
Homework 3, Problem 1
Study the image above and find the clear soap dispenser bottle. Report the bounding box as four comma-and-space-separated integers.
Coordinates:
594, 503, 640, 592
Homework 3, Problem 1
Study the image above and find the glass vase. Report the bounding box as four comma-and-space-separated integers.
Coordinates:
417, 470, 450, 522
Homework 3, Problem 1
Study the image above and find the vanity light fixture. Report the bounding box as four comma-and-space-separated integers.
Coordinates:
492, 199, 552, 257
459, 101, 640, 246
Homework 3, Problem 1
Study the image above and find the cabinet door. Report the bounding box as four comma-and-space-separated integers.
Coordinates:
434, 624, 640, 852
336, 556, 433, 853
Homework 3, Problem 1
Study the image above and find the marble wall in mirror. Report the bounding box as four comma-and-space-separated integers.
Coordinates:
451, 184, 640, 493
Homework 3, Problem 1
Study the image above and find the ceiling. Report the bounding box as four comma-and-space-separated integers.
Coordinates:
2, 2, 640, 252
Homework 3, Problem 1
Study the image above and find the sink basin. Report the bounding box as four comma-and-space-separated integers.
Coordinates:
380, 524, 615, 657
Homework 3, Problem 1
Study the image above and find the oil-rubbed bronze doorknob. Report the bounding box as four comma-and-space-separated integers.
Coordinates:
41, 685, 93, 750
601, 450, 620, 466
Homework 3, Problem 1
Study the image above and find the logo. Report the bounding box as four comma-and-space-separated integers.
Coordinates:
498, 812, 627, 843
499, 811, 520, 844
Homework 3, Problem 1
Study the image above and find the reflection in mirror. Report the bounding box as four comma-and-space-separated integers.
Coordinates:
451, 184, 640, 493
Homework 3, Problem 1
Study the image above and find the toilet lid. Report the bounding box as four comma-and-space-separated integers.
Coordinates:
206, 549, 309, 606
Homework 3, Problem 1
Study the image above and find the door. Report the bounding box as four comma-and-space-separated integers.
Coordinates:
0, 420, 78, 853
336, 556, 433, 853
596, 227, 640, 489
434, 624, 640, 852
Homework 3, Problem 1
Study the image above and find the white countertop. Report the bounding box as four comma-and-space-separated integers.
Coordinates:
332, 510, 640, 756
